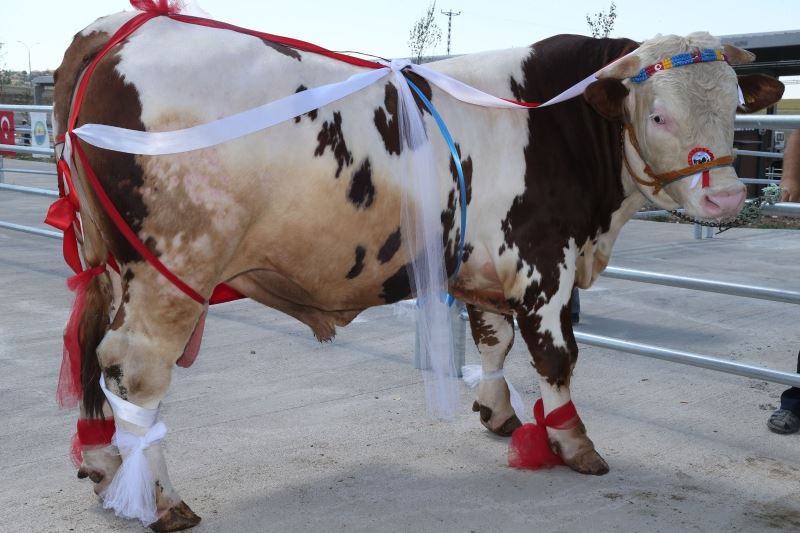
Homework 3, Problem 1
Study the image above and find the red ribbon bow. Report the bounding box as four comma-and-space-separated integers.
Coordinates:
508, 398, 581, 470
130, 0, 185, 15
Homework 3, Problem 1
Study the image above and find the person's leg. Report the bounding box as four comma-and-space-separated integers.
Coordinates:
570, 287, 580, 325
779, 350, 800, 414
767, 350, 800, 434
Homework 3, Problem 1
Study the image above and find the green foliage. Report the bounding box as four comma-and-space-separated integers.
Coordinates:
586, 2, 617, 38
408, 1, 442, 64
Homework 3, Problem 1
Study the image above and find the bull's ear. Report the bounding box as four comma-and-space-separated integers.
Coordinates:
721, 44, 755, 65
584, 78, 630, 121
737, 74, 785, 113
596, 54, 641, 80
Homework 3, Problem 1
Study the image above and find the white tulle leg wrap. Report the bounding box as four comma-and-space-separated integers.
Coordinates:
99, 375, 166, 526
462, 365, 527, 422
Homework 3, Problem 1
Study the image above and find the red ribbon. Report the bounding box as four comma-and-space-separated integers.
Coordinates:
130, 0, 185, 15
57, 266, 106, 408
508, 398, 581, 470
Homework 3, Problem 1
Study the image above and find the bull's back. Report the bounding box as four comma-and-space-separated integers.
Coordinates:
63, 14, 419, 309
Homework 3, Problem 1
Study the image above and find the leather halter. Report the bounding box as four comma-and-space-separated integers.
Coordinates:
621, 124, 735, 194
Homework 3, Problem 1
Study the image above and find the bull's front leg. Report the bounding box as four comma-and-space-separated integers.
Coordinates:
466, 306, 521, 436
516, 294, 609, 476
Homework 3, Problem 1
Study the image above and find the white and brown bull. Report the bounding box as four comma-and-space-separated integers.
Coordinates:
52, 7, 783, 531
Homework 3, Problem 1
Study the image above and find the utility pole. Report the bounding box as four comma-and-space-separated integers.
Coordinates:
440, 9, 461, 56
17, 41, 39, 94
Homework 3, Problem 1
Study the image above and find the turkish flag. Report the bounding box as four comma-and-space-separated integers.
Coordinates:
0, 111, 14, 156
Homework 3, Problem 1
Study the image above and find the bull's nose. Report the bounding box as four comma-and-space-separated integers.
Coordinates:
701, 189, 746, 218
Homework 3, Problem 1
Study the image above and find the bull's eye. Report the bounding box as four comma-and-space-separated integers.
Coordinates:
650, 114, 664, 125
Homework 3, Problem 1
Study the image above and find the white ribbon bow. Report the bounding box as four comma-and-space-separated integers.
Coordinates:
101, 422, 168, 526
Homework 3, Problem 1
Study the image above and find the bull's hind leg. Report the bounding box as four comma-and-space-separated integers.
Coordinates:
516, 296, 609, 475
96, 270, 205, 531
76, 403, 121, 495
466, 306, 521, 436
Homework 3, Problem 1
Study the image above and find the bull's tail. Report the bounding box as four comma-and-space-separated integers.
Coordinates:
77, 257, 112, 419
53, 25, 118, 418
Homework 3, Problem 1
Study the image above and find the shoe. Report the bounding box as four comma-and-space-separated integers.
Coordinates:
767, 409, 800, 434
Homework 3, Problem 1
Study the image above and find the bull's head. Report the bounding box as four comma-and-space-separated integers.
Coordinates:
585, 32, 784, 220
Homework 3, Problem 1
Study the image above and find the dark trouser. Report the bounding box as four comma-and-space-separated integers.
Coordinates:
779, 350, 800, 415
571, 287, 580, 316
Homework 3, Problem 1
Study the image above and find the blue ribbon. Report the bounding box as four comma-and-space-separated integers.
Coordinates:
404, 77, 468, 307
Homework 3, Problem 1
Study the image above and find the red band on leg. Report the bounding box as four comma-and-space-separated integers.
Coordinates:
508, 399, 581, 470
72, 418, 116, 468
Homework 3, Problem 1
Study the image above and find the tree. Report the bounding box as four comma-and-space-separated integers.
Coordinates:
408, 1, 442, 64
586, 2, 617, 38
0, 43, 8, 97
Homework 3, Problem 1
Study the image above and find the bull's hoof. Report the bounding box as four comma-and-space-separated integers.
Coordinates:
149, 501, 202, 532
498, 414, 522, 436
563, 448, 610, 476
472, 401, 521, 437
77, 467, 104, 483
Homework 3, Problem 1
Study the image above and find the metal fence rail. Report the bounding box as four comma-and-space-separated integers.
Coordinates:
602, 266, 800, 305
575, 332, 800, 388
0, 183, 59, 198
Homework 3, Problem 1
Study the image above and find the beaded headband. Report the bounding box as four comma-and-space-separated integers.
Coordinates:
630, 48, 728, 83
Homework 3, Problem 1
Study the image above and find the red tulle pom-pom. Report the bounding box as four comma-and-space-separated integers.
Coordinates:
56, 266, 106, 408
130, 0, 185, 15
508, 398, 580, 470
508, 420, 564, 469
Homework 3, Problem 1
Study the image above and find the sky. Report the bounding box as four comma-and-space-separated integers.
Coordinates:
1, 0, 798, 96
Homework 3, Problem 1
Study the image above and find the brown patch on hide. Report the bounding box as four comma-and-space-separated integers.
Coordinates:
53, 31, 111, 139
377, 227, 401, 264
109, 303, 126, 331
346, 246, 367, 279
466, 307, 500, 347
372, 74, 433, 156
374, 83, 402, 155
315, 111, 353, 178
261, 38, 302, 61
379, 264, 412, 303
294, 85, 318, 122
348, 159, 376, 209
103, 364, 128, 399
74, 49, 151, 264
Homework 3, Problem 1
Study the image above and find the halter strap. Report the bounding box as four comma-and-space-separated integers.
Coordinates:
622, 125, 734, 193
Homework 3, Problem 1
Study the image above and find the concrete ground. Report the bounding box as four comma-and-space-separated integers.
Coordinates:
1, 160, 799, 532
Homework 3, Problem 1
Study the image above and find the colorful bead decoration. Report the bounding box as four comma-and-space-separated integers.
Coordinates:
630, 48, 728, 83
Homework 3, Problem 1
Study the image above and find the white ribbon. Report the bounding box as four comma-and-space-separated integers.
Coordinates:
409, 62, 599, 109
98, 375, 165, 526
72, 56, 614, 156
462, 364, 527, 421
73, 67, 391, 155
99, 374, 159, 427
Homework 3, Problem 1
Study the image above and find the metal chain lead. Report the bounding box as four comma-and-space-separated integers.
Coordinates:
666, 184, 782, 234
